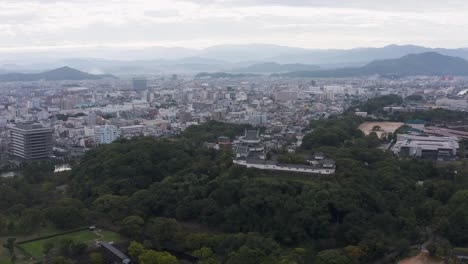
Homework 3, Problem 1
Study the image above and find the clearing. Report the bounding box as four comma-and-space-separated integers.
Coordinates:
359, 121, 404, 137
398, 252, 444, 264
18, 229, 120, 259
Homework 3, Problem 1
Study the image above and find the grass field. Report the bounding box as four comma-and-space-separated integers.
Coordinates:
453, 247, 468, 254
18, 230, 121, 259
0, 240, 14, 264
99, 230, 121, 243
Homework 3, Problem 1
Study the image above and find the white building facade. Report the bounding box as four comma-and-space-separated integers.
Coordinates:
94, 124, 119, 145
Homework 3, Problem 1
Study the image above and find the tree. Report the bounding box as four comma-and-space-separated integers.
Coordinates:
43, 241, 55, 257
89, 253, 104, 264
50, 257, 76, 264
303, 130, 341, 148
405, 95, 424, 102
139, 250, 178, 264
93, 195, 129, 221
3, 237, 16, 257
121, 215, 145, 239
225, 246, 263, 264
128, 241, 146, 261
315, 249, 349, 264
277, 154, 307, 165
58, 239, 87, 257
359, 230, 387, 261
46, 206, 84, 229
352, 94, 403, 114
186, 233, 215, 251
447, 208, 468, 245
193, 247, 219, 264
58, 239, 74, 257
145, 218, 183, 250
22, 162, 54, 184
343, 245, 362, 262
449, 190, 468, 208
427, 243, 437, 257
19, 208, 44, 232
69, 242, 87, 257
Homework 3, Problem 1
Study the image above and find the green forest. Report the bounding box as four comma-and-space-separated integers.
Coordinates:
1, 115, 468, 263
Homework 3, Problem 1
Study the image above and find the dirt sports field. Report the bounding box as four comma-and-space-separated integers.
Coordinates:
398, 252, 444, 264
358, 122, 404, 137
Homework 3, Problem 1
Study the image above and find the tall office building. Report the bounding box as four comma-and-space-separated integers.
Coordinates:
132, 77, 148, 91
11, 123, 53, 160
94, 124, 119, 145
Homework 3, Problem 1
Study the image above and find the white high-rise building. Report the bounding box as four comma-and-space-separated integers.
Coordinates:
94, 124, 119, 145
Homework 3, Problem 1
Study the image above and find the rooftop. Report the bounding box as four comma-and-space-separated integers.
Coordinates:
14, 122, 46, 130
243, 129, 260, 141
99, 242, 131, 262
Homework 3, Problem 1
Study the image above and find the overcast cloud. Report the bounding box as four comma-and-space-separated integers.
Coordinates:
1, 0, 467, 51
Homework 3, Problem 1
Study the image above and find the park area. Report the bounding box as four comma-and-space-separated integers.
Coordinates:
0, 228, 121, 263
19, 229, 120, 259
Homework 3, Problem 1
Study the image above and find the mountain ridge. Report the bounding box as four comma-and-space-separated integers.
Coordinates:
278, 52, 468, 78
3, 44, 468, 74
232, 62, 321, 73
0, 66, 116, 82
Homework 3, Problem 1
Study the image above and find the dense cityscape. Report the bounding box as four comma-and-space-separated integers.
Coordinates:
4, 0, 468, 264
2, 73, 468, 164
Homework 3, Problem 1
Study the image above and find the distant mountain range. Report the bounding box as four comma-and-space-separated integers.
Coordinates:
0, 66, 116, 82
268, 44, 468, 65
195, 72, 261, 79
2, 44, 468, 75
3, 52, 465, 81
0, 58, 238, 75
232, 62, 321, 73
278, 52, 468, 78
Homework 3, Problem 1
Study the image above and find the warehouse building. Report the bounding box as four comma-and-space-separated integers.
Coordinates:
392, 134, 459, 160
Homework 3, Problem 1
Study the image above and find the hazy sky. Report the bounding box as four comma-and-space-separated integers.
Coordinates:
1, 0, 468, 51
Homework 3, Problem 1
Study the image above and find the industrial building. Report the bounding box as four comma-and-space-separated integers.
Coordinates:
392, 134, 459, 160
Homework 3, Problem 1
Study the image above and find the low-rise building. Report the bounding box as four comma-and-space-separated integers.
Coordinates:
233, 159, 335, 175
392, 134, 459, 160
94, 124, 119, 145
